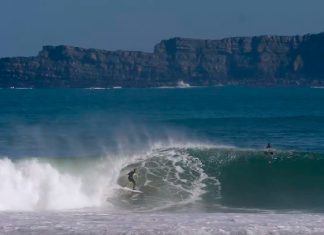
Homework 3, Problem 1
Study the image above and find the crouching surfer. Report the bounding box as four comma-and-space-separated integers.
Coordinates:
127, 168, 137, 190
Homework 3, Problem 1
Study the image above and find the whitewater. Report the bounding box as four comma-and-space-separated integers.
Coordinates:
0, 87, 324, 234
0, 144, 217, 212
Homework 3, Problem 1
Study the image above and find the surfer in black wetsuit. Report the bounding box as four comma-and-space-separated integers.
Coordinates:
127, 169, 136, 190
266, 143, 273, 155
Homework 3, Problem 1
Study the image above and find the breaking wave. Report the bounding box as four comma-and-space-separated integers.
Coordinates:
0, 144, 216, 212
0, 144, 324, 212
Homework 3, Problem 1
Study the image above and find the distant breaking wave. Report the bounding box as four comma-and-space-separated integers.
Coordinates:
85, 87, 111, 90
177, 81, 191, 88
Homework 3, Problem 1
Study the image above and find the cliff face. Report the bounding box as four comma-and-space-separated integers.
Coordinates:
0, 33, 324, 87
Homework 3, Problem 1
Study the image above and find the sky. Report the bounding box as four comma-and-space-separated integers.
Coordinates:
1, 0, 324, 57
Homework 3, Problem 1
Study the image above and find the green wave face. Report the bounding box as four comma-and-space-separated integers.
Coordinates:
189, 148, 324, 211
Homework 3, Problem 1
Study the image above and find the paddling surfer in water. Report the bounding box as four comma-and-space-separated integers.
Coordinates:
127, 169, 137, 190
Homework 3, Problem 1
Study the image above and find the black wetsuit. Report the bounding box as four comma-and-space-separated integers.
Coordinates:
266, 143, 273, 155
128, 170, 136, 190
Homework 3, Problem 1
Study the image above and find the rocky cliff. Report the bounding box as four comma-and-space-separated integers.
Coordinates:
1, 32, 324, 88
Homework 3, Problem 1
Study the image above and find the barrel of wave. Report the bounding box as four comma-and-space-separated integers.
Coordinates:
112, 148, 220, 211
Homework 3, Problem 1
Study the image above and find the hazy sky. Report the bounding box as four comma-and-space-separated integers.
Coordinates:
1, 0, 324, 57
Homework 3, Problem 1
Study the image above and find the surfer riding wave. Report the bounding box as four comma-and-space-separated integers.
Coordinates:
127, 169, 137, 190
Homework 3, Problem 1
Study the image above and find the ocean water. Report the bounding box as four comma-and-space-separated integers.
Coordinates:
0, 87, 324, 234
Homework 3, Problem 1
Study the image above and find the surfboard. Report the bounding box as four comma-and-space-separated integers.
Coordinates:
120, 187, 143, 194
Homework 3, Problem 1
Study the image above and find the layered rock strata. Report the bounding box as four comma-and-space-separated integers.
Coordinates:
0, 33, 323, 87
